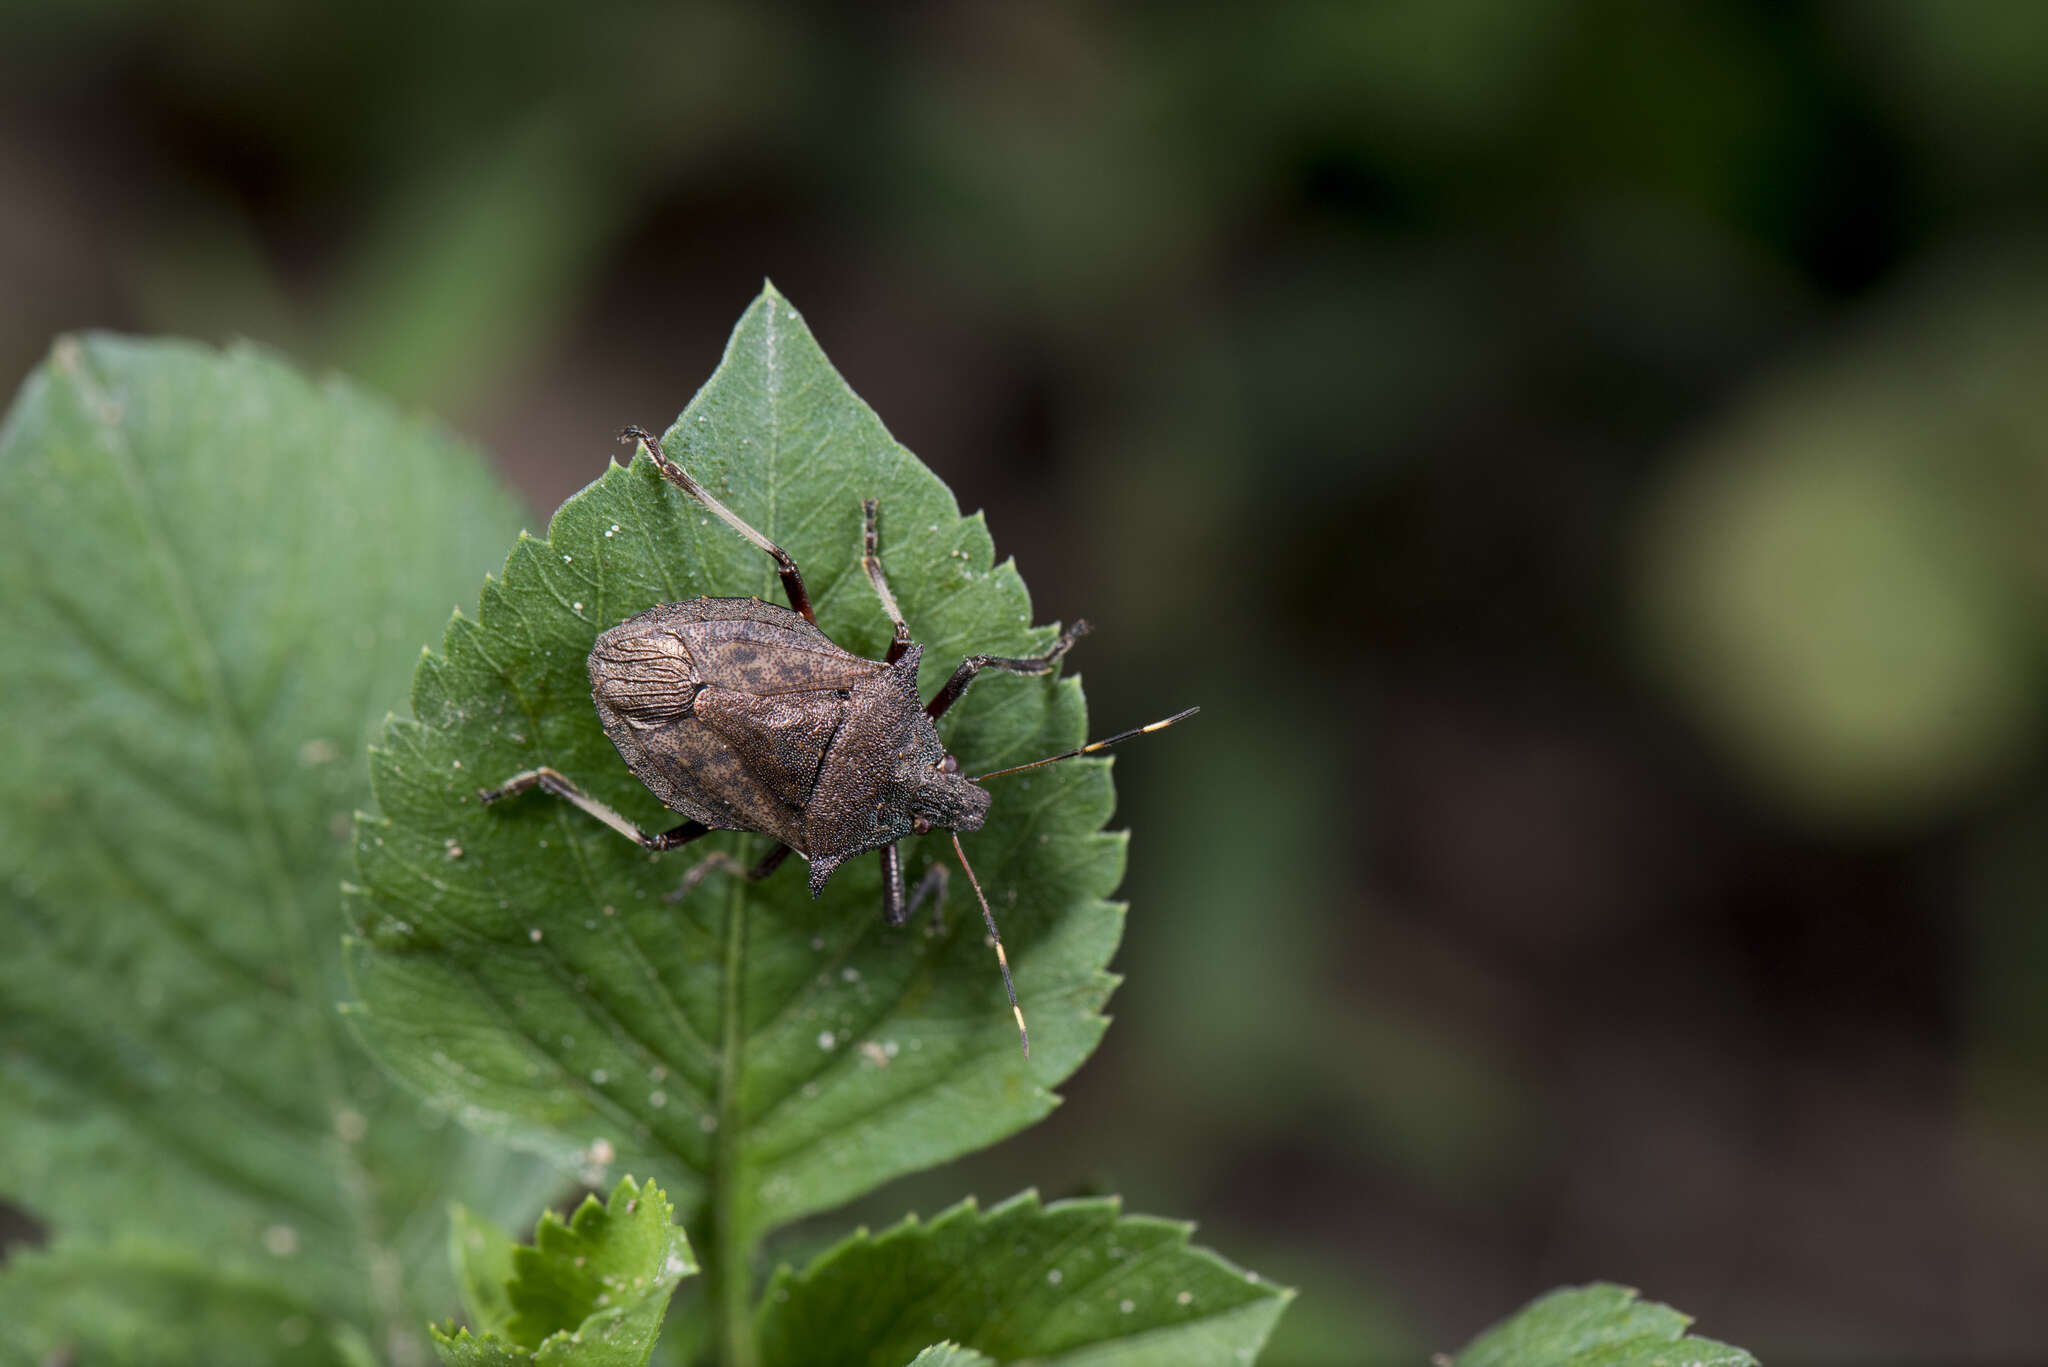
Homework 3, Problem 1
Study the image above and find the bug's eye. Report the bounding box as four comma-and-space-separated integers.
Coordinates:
912, 818, 932, 835
939, 754, 959, 773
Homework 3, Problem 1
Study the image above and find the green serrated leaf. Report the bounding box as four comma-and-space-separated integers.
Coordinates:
756, 1191, 1291, 1367
343, 286, 1125, 1269
904, 1345, 996, 1367
432, 1326, 536, 1367
432, 1176, 693, 1367
0, 335, 562, 1364
451, 1205, 521, 1338
1453, 1283, 1758, 1367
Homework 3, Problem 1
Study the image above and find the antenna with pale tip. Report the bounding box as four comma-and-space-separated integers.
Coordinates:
972, 706, 1200, 784
952, 830, 1027, 1057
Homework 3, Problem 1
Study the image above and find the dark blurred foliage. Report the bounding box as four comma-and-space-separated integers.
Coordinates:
7, 2, 2048, 1362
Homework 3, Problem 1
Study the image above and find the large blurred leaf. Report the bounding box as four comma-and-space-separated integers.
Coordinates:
344, 287, 1122, 1262
756, 1192, 1290, 1367
1452, 1284, 1754, 1367
0, 336, 555, 1364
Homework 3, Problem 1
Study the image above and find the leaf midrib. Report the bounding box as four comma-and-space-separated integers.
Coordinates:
706, 287, 791, 1367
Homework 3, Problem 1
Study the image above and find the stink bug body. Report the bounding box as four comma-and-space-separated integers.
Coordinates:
480, 427, 1195, 1053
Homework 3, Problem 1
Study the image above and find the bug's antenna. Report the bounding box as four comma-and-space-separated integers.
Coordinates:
972, 706, 1200, 784
952, 830, 1027, 1057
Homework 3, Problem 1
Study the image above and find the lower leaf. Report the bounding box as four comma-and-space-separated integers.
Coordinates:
756, 1190, 1290, 1367
1453, 1283, 1757, 1367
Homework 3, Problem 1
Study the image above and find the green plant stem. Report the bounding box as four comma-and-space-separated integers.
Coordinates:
711, 863, 759, 1367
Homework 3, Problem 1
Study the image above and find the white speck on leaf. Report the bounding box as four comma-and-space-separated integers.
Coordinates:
333, 1108, 367, 1143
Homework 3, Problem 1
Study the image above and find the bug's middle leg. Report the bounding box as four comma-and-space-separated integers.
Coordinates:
880, 844, 951, 931
620, 425, 818, 626
478, 767, 708, 850
924, 619, 1091, 719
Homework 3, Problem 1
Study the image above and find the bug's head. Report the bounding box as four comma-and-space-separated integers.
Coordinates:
909, 752, 989, 834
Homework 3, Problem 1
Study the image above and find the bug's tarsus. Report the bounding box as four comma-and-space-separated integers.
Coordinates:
666, 841, 793, 904
861, 497, 914, 665
620, 425, 819, 626
925, 619, 1092, 720
972, 705, 1202, 783
952, 830, 1026, 1057
478, 766, 710, 851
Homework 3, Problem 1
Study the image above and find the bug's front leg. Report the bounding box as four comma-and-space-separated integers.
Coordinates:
478, 767, 708, 851
879, 845, 950, 931
880, 844, 909, 926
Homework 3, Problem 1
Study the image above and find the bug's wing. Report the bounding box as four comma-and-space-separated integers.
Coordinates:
587, 603, 821, 848
600, 705, 809, 847
681, 615, 878, 697
589, 617, 699, 723
693, 687, 844, 813
586, 600, 884, 854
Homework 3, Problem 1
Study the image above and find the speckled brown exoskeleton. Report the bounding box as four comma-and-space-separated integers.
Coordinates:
479, 427, 1195, 1054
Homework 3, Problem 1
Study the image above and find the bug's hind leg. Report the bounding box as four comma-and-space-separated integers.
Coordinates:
666, 841, 792, 904
479, 767, 708, 851
620, 425, 818, 626
860, 498, 913, 664
924, 619, 1091, 719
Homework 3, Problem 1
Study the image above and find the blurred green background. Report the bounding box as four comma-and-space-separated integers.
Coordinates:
7, 2, 2048, 1362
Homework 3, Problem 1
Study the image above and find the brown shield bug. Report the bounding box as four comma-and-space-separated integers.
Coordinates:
479, 427, 1195, 1054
